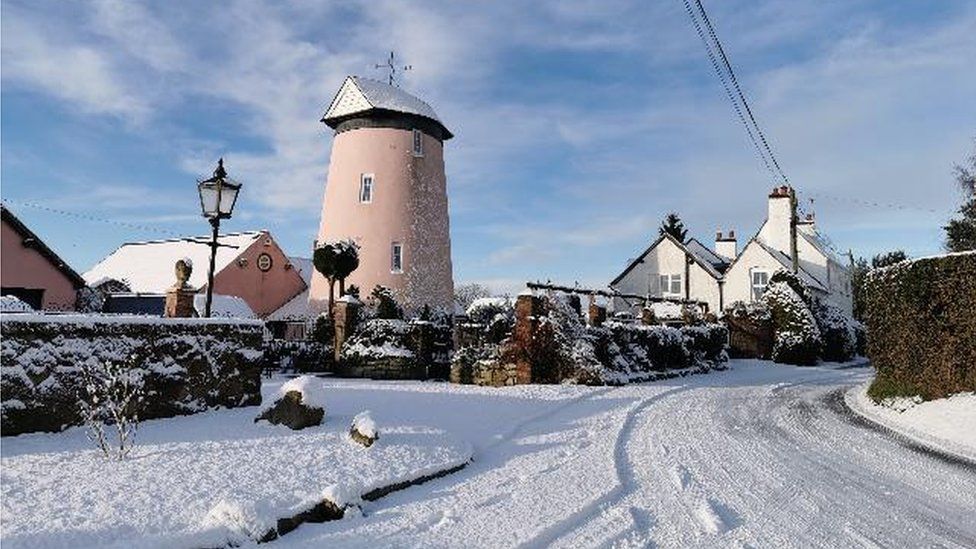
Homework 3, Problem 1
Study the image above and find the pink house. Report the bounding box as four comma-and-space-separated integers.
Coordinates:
1, 205, 85, 311
84, 230, 307, 318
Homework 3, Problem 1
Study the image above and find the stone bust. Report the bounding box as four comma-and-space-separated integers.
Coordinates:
174, 258, 193, 289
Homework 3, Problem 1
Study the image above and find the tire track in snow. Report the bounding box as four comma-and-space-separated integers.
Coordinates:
523, 385, 691, 548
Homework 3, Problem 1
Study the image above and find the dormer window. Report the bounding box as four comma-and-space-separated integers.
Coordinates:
412, 129, 423, 157
359, 174, 374, 203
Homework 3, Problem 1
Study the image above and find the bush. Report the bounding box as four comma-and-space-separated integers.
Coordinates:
370, 286, 403, 320
863, 251, 976, 400
811, 300, 856, 362
762, 279, 822, 365
1, 315, 263, 436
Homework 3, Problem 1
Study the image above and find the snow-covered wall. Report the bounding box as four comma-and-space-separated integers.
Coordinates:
1, 314, 264, 436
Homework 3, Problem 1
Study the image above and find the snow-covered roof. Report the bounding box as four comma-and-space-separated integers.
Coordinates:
193, 294, 256, 319
266, 288, 312, 322
1, 295, 33, 313
288, 256, 314, 286
84, 232, 265, 293
321, 76, 452, 138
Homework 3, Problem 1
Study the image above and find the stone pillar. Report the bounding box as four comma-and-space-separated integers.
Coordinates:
512, 292, 545, 384
588, 302, 607, 327
333, 297, 362, 363
164, 286, 196, 318
641, 307, 656, 326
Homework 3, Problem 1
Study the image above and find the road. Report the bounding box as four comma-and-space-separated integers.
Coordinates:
279, 360, 976, 548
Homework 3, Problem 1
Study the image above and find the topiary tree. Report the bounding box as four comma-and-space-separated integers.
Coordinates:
334, 240, 360, 298
313, 243, 339, 317
659, 212, 688, 242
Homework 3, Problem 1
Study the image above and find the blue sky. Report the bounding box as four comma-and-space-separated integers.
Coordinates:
2, 0, 974, 293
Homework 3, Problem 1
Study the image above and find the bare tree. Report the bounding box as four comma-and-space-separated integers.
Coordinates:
454, 283, 492, 311
79, 360, 144, 460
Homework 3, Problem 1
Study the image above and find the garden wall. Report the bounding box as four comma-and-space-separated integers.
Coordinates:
1, 314, 264, 436
863, 251, 976, 400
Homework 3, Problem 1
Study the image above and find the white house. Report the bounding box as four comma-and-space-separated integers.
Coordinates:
610, 186, 853, 316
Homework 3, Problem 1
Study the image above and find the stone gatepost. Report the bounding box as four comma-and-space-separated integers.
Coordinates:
512, 292, 545, 384
641, 307, 656, 325
587, 300, 607, 327
164, 258, 196, 318
333, 296, 362, 363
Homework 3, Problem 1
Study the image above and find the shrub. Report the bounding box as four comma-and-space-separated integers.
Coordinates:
811, 300, 856, 362
370, 286, 403, 320
863, 251, 976, 400
79, 360, 145, 460
763, 279, 822, 365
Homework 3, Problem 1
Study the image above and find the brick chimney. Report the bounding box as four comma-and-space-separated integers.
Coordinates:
715, 229, 737, 260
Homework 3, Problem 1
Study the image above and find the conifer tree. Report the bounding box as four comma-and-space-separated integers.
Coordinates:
659, 212, 688, 242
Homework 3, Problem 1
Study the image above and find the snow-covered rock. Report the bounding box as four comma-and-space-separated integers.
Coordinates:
255, 375, 327, 430
349, 411, 379, 447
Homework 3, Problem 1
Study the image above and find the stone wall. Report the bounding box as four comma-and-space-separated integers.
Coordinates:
1, 314, 264, 436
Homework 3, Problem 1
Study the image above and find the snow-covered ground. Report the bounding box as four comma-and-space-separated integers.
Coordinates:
0, 381, 471, 548
846, 383, 976, 463
4, 361, 975, 548
277, 361, 976, 548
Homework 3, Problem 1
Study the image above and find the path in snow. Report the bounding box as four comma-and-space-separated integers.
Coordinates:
278, 362, 976, 548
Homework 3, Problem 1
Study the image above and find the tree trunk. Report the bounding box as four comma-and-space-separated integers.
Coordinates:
328, 279, 336, 318
339, 278, 346, 299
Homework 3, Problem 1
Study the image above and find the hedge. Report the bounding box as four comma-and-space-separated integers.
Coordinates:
863, 251, 976, 400
1, 314, 264, 436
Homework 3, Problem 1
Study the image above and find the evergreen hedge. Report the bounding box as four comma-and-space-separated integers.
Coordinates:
863, 251, 976, 400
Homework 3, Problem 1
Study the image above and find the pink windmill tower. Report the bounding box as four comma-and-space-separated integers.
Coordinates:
309, 74, 455, 313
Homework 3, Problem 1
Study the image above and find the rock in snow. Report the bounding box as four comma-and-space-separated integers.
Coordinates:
255, 375, 327, 430
350, 411, 379, 447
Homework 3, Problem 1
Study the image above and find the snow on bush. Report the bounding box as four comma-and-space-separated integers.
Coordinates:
811, 300, 857, 362
465, 297, 513, 324
79, 360, 145, 460
863, 251, 976, 400
341, 319, 415, 361
1, 315, 263, 435
763, 279, 822, 366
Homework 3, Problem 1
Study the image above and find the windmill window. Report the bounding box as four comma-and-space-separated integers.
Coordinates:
359, 174, 374, 203
391, 242, 403, 273
412, 129, 423, 157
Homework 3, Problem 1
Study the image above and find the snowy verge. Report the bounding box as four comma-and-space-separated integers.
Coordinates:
845, 382, 976, 464
1, 407, 471, 548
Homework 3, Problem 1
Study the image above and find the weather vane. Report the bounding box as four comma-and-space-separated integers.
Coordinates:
374, 51, 412, 86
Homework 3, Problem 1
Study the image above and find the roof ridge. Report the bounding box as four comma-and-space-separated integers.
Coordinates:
116, 230, 264, 247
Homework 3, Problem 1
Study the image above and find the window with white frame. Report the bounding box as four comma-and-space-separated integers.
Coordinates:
751, 269, 770, 301
359, 174, 374, 203
657, 273, 683, 297
412, 129, 423, 157
391, 242, 403, 273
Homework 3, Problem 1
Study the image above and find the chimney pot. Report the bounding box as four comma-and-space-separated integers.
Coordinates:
728, 230, 735, 239
716, 230, 723, 240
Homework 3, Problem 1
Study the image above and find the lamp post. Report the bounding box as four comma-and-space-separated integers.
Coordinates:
197, 158, 241, 317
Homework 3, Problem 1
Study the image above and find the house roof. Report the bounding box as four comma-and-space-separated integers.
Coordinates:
321, 76, 452, 139
266, 256, 315, 322
744, 238, 828, 292
1, 205, 86, 289
685, 238, 730, 274
610, 232, 724, 287
83, 231, 265, 293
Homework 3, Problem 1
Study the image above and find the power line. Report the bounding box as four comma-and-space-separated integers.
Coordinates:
693, 0, 789, 185
1, 197, 186, 238
680, 0, 777, 182
797, 190, 941, 215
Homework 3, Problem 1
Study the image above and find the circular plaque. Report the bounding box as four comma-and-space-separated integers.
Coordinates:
256, 253, 273, 272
